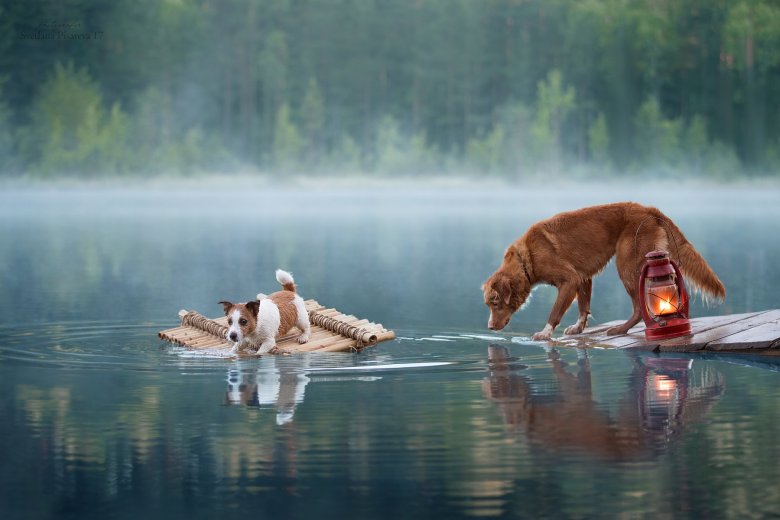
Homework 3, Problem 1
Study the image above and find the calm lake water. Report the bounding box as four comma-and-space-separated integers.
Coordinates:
1, 184, 779, 519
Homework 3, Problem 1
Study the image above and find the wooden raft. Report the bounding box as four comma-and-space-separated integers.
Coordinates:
556, 309, 780, 354
158, 299, 395, 354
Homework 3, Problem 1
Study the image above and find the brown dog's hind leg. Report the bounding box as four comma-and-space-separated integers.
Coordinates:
564, 278, 592, 335
606, 308, 642, 335
606, 281, 642, 335
607, 234, 647, 336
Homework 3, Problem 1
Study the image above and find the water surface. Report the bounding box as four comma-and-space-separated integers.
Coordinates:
1, 185, 779, 519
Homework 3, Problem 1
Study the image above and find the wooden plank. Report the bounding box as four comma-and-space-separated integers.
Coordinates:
706, 319, 780, 351
567, 310, 775, 352
570, 320, 645, 348
578, 320, 624, 336
657, 310, 777, 352
569, 322, 652, 349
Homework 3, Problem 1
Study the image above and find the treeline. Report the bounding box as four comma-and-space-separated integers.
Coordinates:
1, 0, 779, 178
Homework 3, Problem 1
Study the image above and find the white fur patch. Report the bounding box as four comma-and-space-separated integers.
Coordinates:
564, 315, 588, 335
292, 294, 310, 341
532, 322, 555, 342
276, 269, 294, 286
227, 309, 244, 343
255, 298, 281, 344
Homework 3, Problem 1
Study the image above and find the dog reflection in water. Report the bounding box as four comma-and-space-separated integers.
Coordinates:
483, 345, 724, 460
225, 358, 309, 425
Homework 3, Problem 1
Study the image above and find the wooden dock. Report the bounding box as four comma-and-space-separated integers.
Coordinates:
557, 309, 780, 354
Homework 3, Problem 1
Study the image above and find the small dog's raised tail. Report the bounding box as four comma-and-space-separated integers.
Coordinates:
276, 269, 296, 293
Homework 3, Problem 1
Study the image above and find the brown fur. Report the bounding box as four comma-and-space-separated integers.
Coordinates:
268, 291, 299, 337
218, 270, 310, 354
219, 292, 300, 344
219, 300, 258, 340
482, 202, 725, 340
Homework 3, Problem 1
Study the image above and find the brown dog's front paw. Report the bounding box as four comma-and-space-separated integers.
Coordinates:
564, 324, 584, 335
532, 330, 552, 341
532, 324, 554, 341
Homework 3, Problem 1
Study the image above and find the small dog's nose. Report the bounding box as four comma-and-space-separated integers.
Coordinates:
229, 332, 238, 341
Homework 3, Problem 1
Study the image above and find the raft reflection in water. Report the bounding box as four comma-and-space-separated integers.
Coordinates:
483, 345, 725, 460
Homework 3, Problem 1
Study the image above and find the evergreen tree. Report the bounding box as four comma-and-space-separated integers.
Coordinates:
300, 78, 325, 166
1, 0, 779, 177
273, 102, 302, 170
21, 62, 130, 176
531, 70, 576, 168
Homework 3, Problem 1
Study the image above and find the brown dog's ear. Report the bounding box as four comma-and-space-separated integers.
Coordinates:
498, 277, 512, 305
218, 301, 233, 315
245, 300, 261, 317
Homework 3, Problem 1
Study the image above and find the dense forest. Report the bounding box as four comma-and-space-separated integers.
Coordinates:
1, 0, 779, 178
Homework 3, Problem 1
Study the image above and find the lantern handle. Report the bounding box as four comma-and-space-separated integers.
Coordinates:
633, 216, 683, 274
672, 258, 690, 318
638, 257, 656, 324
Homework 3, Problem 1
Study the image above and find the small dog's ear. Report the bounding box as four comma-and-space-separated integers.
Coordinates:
245, 300, 261, 317
218, 301, 233, 315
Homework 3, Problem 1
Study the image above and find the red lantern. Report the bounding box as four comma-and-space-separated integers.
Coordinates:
638, 250, 691, 340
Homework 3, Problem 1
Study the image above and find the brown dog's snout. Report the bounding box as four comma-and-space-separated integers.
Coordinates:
487, 314, 503, 331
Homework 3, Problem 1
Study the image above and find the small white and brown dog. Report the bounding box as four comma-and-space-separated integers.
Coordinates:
219, 269, 311, 355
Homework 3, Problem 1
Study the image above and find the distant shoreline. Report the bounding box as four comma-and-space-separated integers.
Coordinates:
2, 171, 780, 191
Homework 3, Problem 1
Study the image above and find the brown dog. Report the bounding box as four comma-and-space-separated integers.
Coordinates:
482, 202, 725, 340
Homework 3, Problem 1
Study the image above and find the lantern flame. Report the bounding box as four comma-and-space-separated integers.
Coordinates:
646, 284, 680, 316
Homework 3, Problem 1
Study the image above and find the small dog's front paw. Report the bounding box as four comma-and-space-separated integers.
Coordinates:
256, 342, 276, 355
606, 326, 628, 336
297, 334, 310, 344
532, 330, 552, 341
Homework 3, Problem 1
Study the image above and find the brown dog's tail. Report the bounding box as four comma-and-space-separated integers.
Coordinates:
275, 269, 297, 293
665, 222, 726, 301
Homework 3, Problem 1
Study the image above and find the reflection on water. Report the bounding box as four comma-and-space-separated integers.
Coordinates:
225, 359, 309, 425
1, 187, 780, 518
484, 346, 725, 460
4, 329, 780, 517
